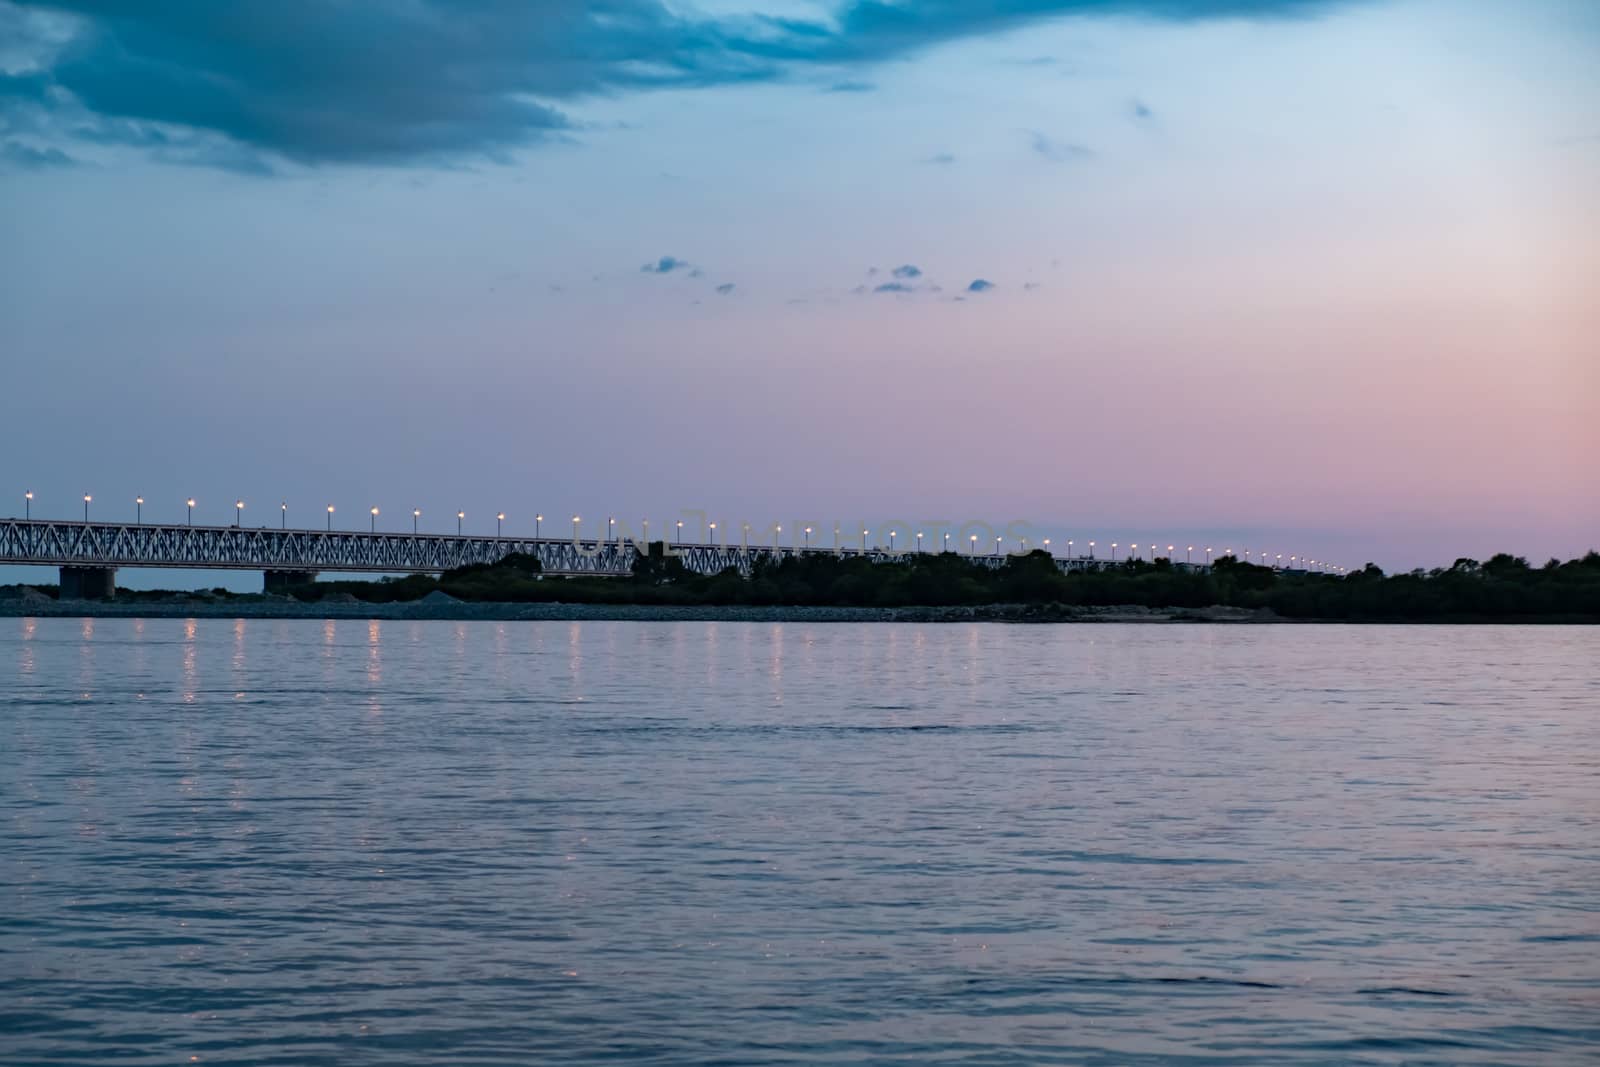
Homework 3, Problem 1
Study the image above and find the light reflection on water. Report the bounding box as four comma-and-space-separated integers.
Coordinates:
2, 619, 1598, 1066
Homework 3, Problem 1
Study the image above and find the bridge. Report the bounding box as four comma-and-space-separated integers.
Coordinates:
0, 519, 1142, 598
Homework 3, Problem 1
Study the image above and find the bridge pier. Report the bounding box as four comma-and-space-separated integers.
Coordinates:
60, 565, 117, 600
264, 569, 318, 594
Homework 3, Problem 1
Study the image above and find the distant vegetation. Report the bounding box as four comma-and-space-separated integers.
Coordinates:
277, 545, 1600, 621
7, 548, 1594, 621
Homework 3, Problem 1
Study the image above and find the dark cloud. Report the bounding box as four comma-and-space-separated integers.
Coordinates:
715, 282, 735, 295
4, 0, 1362, 168
891, 264, 922, 279
1029, 130, 1093, 162
0, 139, 74, 167
967, 278, 995, 292
873, 281, 915, 293
641, 255, 690, 274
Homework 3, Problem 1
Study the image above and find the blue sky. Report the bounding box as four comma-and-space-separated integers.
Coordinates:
2, 0, 1597, 587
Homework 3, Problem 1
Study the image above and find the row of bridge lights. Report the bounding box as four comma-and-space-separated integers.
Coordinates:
23, 491, 1351, 574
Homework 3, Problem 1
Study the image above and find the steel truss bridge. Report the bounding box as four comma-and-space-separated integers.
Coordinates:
1, 519, 1138, 597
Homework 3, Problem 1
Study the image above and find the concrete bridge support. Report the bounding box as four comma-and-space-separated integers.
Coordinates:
60, 565, 117, 600
264, 569, 318, 594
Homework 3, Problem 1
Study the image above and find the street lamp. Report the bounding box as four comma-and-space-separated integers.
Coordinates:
1088, 540, 1095, 559
1067, 539, 1073, 558
458, 510, 465, 535
24, 490, 32, 520
370, 506, 379, 533
995, 535, 1003, 555
804, 526, 813, 549
608, 516, 615, 543
677, 520, 684, 545
917, 531, 925, 552
969, 534, 977, 555
413, 508, 420, 534
1043, 538, 1051, 554
889, 529, 897, 551
1206, 547, 1213, 565
535, 514, 543, 539
235, 500, 244, 525
1187, 545, 1193, 564
709, 521, 718, 544
943, 532, 951, 552
1111, 542, 1118, 561
188, 498, 196, 526
861, 528, 869, 552
136, 496, 144, 524
83, 493, 91, 521
281, 501, 287, 528
327, 505, 334, 531
498, 512, 505, 537
1167, 545, 1174, 562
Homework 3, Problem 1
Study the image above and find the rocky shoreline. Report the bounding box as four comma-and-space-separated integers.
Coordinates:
0, 588, 1280, 624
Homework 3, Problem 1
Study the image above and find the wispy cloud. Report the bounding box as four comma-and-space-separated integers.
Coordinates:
1028, 131, 1093, 162
924, 151, 957, 165
874, 281, 916, 294
715, 282, 736, 295
825, 80, 875, 93
0, 140, 75, 169
641, 255, 691, 274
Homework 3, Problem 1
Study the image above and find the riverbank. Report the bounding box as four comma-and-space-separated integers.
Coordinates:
0, 589, 1278, 624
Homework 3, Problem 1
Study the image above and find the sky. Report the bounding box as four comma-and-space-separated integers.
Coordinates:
2, 0, 1597, 588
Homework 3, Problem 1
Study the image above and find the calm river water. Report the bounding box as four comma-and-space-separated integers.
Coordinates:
3, 618, 1597, 1065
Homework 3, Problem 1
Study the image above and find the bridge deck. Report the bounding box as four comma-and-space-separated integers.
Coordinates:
1, 519, 1150, 579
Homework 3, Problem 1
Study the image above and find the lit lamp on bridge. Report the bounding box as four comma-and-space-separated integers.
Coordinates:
136, 496, 144, 525
280, 501, 287, 528
370, 506, 379, 533
83, 493, 91, 522
327, 504, 334, 531
413, 508, 421, 534
803, 526, 812, 549
969, 534, 977, 555
458, 510, 465, 535
235, 500, 244, 525
188, 498, 196, 526
535, 514, 543, 539
917, 531, 925, 552
995, 535, 1003, 556
861, 528, 869, 552
498, 512, 506, 537
1111, 542, 1118, 561
677, 520, 684, 545
24, 490, 32, 520
573, 515, 582, 541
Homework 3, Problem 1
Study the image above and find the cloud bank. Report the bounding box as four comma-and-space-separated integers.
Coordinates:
0, 0, 1363, 169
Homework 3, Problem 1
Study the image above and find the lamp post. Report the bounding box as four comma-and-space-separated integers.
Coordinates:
917, 531, 925, 553
413, 508, 420, 534
1067, 539, 1073, 559
1111, 542, 1118, 561
943, 532, 951, 552
709, 521, 718, 545
1088, 540, 1095, 559
498, 512, 505, 538
370, 507, 379, 533
995, 535, 1003, 555
1187, 546, 1193, 564
83, 493, 91, 522
24, 490, 32, 520
1167, 545, 1174, 562
1043, 538, 1051, 555
281, 501, 287, 529
1277, 554, 1283, 569
677, 520, 684, 545
188, 498, 196, 526
235, 500, 244, 525
804, 526, 812, 550
458, 511, 465, 535
327, 505, 334, 531
1206, 547, 1213, 565
573, 515, 582, 541
608, 516, 615, 543
136, 496, 143, 525
861, 528, 869, 552
969, 534, 977, 555
535, 514, 543, 539
889, 529, 897, 551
